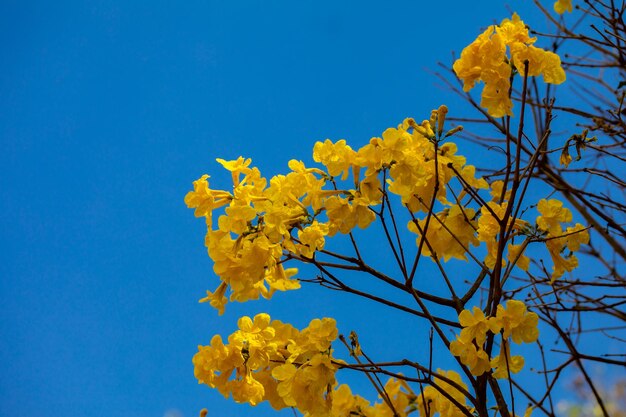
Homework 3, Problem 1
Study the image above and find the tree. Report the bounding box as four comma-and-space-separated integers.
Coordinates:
184, 1, 625, 417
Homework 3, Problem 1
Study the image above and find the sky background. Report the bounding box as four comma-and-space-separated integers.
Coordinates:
1, 1, 617, 417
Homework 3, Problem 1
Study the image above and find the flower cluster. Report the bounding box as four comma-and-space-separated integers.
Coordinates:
450, 300, 539, 378
536, 199, 589, 281
186, 108, 588, 317
453, 13, 566, 117
186, 107, 489, 314
193, 313, 340, 414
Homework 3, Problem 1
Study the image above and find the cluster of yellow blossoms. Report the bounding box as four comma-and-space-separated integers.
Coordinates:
193, 314, 339, 413
186, 107, 588, 314
453, 13, 566, 117
450, 300, 539, 378
536, 199, 589, 281
193, 312, 472, 417
185, 106, 491, 314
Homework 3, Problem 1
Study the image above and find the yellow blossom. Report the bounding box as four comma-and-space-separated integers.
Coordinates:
494, 300, 539, 344
296, 221, 329, 258
491, 342, 525, 379
459, 164, 489, 190
273, 353, 338, 415
546, 236, 579, 281
560, 145, 573, 167
185, 174, 232, 220
544, 229, 587, 282
536, 199, 588, 281
216, 157, 252, 186
458, 306, 500, 345
565, 223, 590, 251
490, 180, 512, 202
480, 72, 514, 118
450, 336, 492, 376
554, 0, 573, 14
263, 265, 300, 294
313, 139, 356, 180
507, 243, 530, 271
359, 174, 383, 205
229, 374, 265, 405
477, 201, 506, 268
324, 194, 376, 236
331, 384, 373, 417
453, 13, 566, 117
416, 370, 470, 417
199, 282, 228, 316
477, 201, 529, 268
408, 205, 479, 262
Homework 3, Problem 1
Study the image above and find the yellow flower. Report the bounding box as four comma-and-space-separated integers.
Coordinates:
491, 342, 525, 379
507, 243, 530, 271
273, 353, 338, 416
313, 139, 356, 180
296, 317, 339, 353
480, 75, 513, 118
537, 198, 573, 235
228, 313, 277, 370
407, 205, 479, 262
416, 370, 470, 417
554, 0, 573, 14
199, 282, 228, 316
560, 145, 573, 167
331, 384, 373, 417
219, 200, 257, 234
510, 44, 566, 84
535, 200, 588, 281
494, 300, 539, 344
453, 26, 497, 93
458, 306, 499, 345
450, 336, 492, 376
453, 13, 566, 117
263, 265, 300, 294
359, 174, 383, 205
296, 221, 329, 258
546, 237, 579, 281
477, 201, 527, 268
216, 156, 252, 187
380, 127, 413, 163
254, 370, 288, 410
324, 194, 375, 236
184, 174, 232, 219
496, 13, 536, 45
544, 227, 589, 282
565, 223, 590, 251
193, 334, 233, 388
460, 164, 489, 190
229, 374, 265, 405
490, 180, 511, 202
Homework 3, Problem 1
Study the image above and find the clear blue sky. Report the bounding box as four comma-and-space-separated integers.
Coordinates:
1, 2, 600, 417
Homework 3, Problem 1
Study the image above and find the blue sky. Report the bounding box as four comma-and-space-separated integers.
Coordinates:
2, 1, 609, 417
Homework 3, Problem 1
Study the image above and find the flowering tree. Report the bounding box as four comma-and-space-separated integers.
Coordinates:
185, 1, 625, 417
